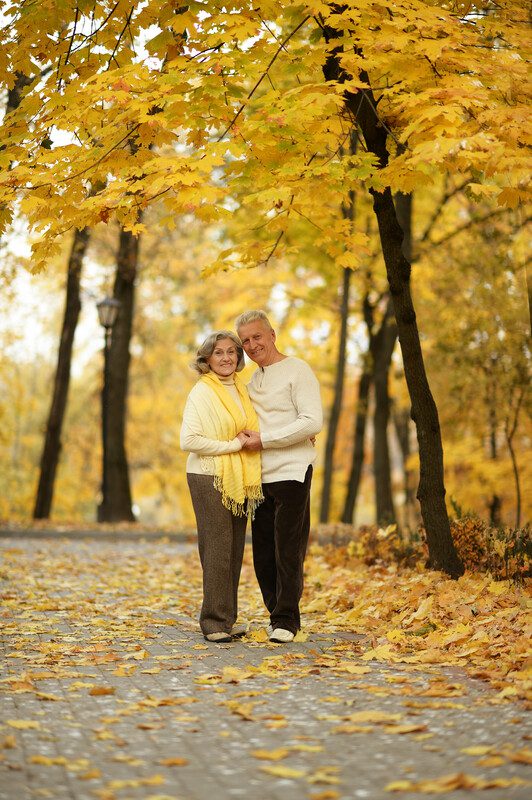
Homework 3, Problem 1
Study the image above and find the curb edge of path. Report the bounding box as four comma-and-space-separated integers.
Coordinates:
0, 528, 194, 542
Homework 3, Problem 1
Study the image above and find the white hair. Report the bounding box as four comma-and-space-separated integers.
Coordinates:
235, 309, 273, 331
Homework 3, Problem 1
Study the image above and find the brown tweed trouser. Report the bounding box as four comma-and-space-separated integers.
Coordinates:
187, 473, 247, 636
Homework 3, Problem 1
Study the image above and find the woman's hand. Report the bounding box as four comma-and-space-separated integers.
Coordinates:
237, 431, 251, 446
240, 430, 263, 451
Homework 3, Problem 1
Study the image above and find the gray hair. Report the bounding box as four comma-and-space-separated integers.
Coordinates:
235, 309, 273, 332
191, 330, 245, 375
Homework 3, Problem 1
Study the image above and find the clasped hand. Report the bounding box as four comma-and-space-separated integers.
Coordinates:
237, 429, 263, 451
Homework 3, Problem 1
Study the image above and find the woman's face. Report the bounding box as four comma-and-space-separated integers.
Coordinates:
207, 338, 239, 378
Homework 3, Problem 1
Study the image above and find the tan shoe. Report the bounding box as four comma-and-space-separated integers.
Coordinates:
205, 631, 232, 642
231, 623, 248, 638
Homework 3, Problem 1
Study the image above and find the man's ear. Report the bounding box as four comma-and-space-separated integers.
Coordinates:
271, 329, 276, 342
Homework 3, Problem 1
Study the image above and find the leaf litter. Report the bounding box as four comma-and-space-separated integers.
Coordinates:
0, 538, 530, 796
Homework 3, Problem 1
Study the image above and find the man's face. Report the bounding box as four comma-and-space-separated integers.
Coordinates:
238, 320, 277, 367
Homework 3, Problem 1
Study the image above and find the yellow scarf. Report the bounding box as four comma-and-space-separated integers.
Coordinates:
199, 371, 263, 517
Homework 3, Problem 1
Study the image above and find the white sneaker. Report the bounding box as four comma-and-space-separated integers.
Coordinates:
266, 623, 273, 636
231, 623, 248, 638
269, 628, 295, 643
205, 631, 232, 642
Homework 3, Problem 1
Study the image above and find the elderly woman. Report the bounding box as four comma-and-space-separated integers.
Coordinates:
180, 331, 263, 642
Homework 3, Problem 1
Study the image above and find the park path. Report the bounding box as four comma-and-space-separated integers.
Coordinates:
0, 535, 530, 800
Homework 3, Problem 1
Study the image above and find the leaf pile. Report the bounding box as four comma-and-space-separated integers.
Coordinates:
300, 543, 531, 703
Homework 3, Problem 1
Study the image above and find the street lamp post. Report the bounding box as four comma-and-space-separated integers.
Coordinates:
96, 296, 121, 522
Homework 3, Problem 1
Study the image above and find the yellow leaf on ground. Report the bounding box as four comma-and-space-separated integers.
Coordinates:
261, 765, 306, 779
251, 748, 290, 761
335, 663, 371, 675
461, 746, 493, 756
35, 692, 61, 701
383, 724, 428, 734
7, 720, 40, 730
221, 666, 255, 683
308, 766, 341, 784
1, 736, 17, 749
477, 756, 505, 767
113, 666, 137, 678
158, 757, 189, 766
362, 644, 396, 661
506, 748, 532, 765
386, 772, 530, 792
332, 724, 374, 734
30, 755, 67, 766
78, 769, 101, 780
291, 744, 323, 753
89, 686, 115, 696
108, 775, 165, 789
349, 711, 402, 724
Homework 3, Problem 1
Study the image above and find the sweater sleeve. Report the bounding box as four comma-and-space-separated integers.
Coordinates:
180, 394, 242, 455
260, 362, 323, 449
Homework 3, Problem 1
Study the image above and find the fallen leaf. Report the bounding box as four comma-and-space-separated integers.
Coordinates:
308, 766, 341, 785
261, 765, 306, 779
383, 724, 428, 734
7, 720, 40, 730
386, 772, 530, 792
1, 736, 17, 749
251, 748, 290, 761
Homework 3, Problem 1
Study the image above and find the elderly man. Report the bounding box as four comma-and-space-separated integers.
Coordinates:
235, 310, 323, 643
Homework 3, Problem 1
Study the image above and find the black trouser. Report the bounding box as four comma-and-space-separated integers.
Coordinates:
251, 466, 312, 634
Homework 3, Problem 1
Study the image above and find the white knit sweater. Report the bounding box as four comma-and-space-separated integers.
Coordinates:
247, 356, 323, 483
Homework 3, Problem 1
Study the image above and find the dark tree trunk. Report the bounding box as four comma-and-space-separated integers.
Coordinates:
372, 298, 397, 526
98, 226, 140, 522
487, 373, 502, 526
33, 228, 90, 519
320, 135, 357, 523
323, 22, 463, 576
320, 264, 352, 523
393, 407, 417, 531
382, 191, 413, 529
341, 366, 371, 523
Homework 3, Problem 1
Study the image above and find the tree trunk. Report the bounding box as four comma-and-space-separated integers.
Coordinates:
33, 228, 90, 519
320, 135, 357, 523
372, 298, 397, 526
98, 226, 140, 522
341, 366, 371, 524
323, 24, 463, 576
320, 264, 351, 522
486, 371, 502, 527
386, 191, 414, 529
393, 407, 417, 531
504, 387, 524, 530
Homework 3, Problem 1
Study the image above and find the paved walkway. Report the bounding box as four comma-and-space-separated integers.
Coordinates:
0, 536, 530, 800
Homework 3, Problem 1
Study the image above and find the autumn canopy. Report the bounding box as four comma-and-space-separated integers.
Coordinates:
1, 1, 529, 268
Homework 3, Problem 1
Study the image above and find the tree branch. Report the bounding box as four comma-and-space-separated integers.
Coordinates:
216, 15, 310, 142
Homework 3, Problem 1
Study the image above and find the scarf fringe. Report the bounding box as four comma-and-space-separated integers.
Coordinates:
213, 476, 264, 519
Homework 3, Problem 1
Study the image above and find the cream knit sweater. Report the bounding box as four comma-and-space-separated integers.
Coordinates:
247, 356, 323, 483
180, 376, 244, 476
